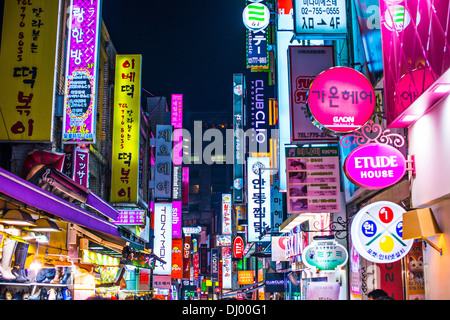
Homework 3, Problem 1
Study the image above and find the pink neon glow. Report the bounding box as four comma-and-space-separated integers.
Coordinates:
307, 67, 375, 133
343, 144, 406, 190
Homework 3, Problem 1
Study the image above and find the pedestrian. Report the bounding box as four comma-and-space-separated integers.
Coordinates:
368, 289, 392, 300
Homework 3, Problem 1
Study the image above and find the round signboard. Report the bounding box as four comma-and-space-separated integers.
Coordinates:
350, 201, 413, 264
343, 143, 407, 190
242, 3, 270, 31
306, 67, 375, 134
303, 239, 348, 271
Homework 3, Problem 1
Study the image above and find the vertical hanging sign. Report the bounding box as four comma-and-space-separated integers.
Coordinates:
73, 147, 89, 187
0, 0, 60, 142
233, 74, 244, 204
247, 157, 272, 242
154, 203, 173, 275
222, 194, 232, 235
111, 55, 142, 203
62, 0, 102, 143
154, 125, 173, 200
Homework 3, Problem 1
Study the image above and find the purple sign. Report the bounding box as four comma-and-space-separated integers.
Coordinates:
172, 201, 182, 238
381, 0, 450, 127
62, 0, 101, 143
343, 144, 406, 190
115, 210, 146, 226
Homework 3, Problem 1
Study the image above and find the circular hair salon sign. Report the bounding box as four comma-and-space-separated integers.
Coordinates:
351, 201, 413, 264
306, 67, 375, 134
242, 2, 270, 31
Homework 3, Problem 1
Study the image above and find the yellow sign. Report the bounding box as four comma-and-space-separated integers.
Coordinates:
0, 0, 60, 141
111, 55, 141, 203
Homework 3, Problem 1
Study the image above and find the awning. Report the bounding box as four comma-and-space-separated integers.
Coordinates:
0, 167, 121, 239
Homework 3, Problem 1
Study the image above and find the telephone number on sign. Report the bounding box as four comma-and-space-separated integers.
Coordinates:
301, 7, 340, 15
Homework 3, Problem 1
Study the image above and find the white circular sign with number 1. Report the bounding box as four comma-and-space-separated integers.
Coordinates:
351, 201, 413, 263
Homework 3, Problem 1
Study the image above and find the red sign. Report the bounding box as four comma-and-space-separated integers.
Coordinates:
377, 261, 404, 300
233, 236, 244, 259
307, 67, 375, 133
193, 253, 199, 280
182, 236, 191, 279
172, 239, 183, 279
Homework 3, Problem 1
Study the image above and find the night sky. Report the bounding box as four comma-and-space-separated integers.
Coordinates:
102, 1, 247, 113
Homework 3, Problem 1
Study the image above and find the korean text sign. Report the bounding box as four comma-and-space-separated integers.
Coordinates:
153, 203, 173, 275
0, 0, 60, 142
62, 0, 102, 143
154, 125, 173, 200
111, 55, 141, 203
222, 194, 232, 235
285, 146, 341, 213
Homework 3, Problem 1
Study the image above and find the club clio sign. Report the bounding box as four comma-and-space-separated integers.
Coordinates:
307, 67, 375, 134
344, 143, 407, 190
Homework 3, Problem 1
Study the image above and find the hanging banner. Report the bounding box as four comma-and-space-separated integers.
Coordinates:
211, 248, 219, 281
110, 55, 141, 203
285, 146, 341, 213
222, 246, 232, 289
247, 157, 272, 242
222, 194, 232, 235
288, 45, 338, 143
153, 203, 173, 275
62, 0, 102, 143
233, 73, 244, 204
172, 238, 183, 279
0, 0, 60, 142
303, 238, 348, 271
351, 201, 413, 264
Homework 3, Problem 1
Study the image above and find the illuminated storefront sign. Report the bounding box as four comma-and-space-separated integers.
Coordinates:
288, 45, 338, 142
172, 201, 182, 238
285, 146, 341, 213
154, 125, 173, 200
216, 235, 232, 247
343, 144, 407, 190
238, 271, 254, 285
0, 0, 60, 142
62, 0, 102, 143
247, 157, 271, 242
242, 1, 270, 31
303, 238, 348, 271
233, 74, 245, 203
111, 55, 141, 203
222, 247, 232, 289
73, 147, 89, 187
153, 203, 173, 275
233, 236, 244, 259
183, 236, 191, 279
222, 194, 232, 235
171, 94, 183, 165
293, 0, 347, 38
114, 210, 145, 226
172, 238, 183, 279
307, 67, 375, 134
351, 201, 413, 263
244, 1, 269, 68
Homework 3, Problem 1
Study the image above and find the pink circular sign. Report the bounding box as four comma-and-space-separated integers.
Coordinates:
343, 144, 406, 190
307, 67, 375, 134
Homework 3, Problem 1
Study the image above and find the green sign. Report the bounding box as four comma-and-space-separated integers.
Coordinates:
303, 239, 348, 271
